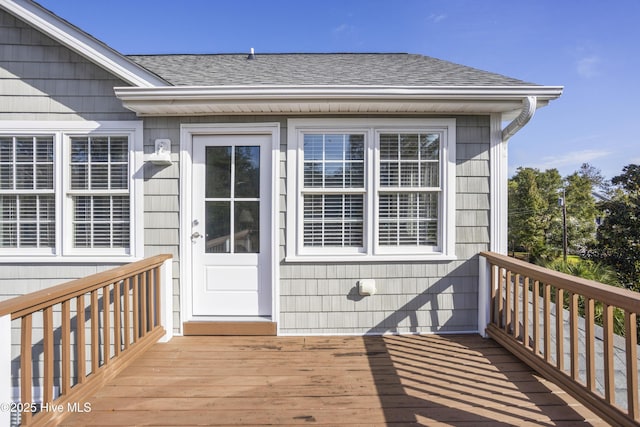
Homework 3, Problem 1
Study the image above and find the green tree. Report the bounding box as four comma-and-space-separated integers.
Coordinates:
590, 164, 640, 290
564, 172, 598, 253
536, 168, 563, 254
579, 162, 611, 196
508, 167, 561, 260
509, 166, 598, 261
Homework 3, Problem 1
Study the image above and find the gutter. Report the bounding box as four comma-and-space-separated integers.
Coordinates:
501, 96, 538, 142
114, 85, 564, 101
113, 85, 563, 116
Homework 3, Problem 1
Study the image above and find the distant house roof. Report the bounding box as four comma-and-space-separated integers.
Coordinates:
127, 53, 535, 87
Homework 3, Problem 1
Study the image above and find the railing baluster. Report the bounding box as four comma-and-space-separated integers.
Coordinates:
154, 266, 162, 328
147, 270, 154, 331
103, 284, 111, 365
76, 295, 86, 384
505, 270, 512, 334
114, 280, 122, 357
603, 303, 615, 405
569, 292, 579, 380
625, 311, 639, 420
490, 264, 497, 325
533, 280, 540, 356
20, 314, 33, 425
124, 278, 131, 349
585, 298, 596, 392
514, 273, 521, 339
497, 267, 504, 329
141, 271, 148, 336
62, 300, 71, 395
132, 274, 140, 342
523, 277, 530, 347
556, 288, 564, 371
544, 283, 551, 363
43, 306, 54, 405
91, 289, 99, 373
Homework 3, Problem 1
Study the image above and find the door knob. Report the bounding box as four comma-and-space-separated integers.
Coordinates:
191, 231, 203, 239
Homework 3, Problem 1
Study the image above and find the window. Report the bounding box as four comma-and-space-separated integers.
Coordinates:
0, 136, 55, 252
378, 133, 440, 249
0, 121, 143, 260
287, 119, 456, 261
302, 134, 365, 248
69, 136, 130, 249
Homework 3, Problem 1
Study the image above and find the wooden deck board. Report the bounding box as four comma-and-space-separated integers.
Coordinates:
59, 334, 609, 426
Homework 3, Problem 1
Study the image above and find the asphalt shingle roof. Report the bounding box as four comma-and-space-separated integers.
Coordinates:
127, 53, 536, 87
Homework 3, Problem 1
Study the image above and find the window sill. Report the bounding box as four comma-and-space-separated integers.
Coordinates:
0, 255, 141, 264
284, 253, 457, 263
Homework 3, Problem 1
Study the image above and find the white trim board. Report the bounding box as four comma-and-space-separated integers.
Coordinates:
179, 123, 281, 335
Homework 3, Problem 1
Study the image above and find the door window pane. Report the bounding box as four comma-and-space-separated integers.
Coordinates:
205, 201, 230, 253
234, 201, 259, 253
234, 146, 260, 198
205, 147, 231, 198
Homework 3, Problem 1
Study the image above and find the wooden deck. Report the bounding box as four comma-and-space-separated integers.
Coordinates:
60, 334, 608, 426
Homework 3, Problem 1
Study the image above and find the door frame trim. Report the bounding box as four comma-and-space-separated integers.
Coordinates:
179, 123, 281, 335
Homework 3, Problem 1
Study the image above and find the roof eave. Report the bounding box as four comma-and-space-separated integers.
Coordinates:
114, 85, 563, 116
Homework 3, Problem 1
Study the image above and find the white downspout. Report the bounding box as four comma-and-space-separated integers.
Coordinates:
480, 96, 538, 336
502, 96, 537, 142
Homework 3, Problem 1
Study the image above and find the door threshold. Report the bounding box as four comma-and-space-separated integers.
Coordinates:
183, 320, 277, 336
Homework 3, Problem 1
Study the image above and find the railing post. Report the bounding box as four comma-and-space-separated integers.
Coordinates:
158, 258, 173, 343
478, 255, 491, 337
0, 314, 11, 427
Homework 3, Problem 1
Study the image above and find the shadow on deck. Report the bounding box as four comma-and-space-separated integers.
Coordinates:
60, 334, 608, 426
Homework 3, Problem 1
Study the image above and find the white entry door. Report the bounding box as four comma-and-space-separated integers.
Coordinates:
191, 134, 272, 317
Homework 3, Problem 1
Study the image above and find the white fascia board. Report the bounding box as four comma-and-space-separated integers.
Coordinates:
114, 85, 563, 116
0, 0, 167, 88
115, 85, 564, 101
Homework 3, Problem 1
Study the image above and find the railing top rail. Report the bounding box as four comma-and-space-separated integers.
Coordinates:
480, 251, 640, 314
0, 254, 172, 319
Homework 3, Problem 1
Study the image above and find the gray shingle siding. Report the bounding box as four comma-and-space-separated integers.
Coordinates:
0, 9, 135, 121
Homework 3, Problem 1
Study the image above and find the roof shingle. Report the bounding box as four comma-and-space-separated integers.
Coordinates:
127, 53, 535, 87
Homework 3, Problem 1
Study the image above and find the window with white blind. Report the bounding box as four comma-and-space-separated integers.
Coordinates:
0, 136, 55, 252
302, 134, 365, 249
378, 133, 440, 250
287, 119, 456, 261
0, 121, 143, 260
69, 136, 130, 250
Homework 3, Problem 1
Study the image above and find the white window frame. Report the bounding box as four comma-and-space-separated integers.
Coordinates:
286, 118, 456, 262
0, 121, 143, 262
0, 135, 56, 255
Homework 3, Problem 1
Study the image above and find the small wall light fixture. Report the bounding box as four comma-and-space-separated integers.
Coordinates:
149, 139, 172, 166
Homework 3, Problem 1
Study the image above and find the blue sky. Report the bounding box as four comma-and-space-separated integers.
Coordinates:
37, 0, 640, 180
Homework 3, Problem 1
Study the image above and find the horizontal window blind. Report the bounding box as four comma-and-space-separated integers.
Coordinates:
70, 136, 130, 250
302, 134, 365, 248
378, 133, 440, 247
0, 136, 55, 249
303, 194, 363, 247
73, 195, 130, 248
378, 193, 438, 246
71, 136, 128, 190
